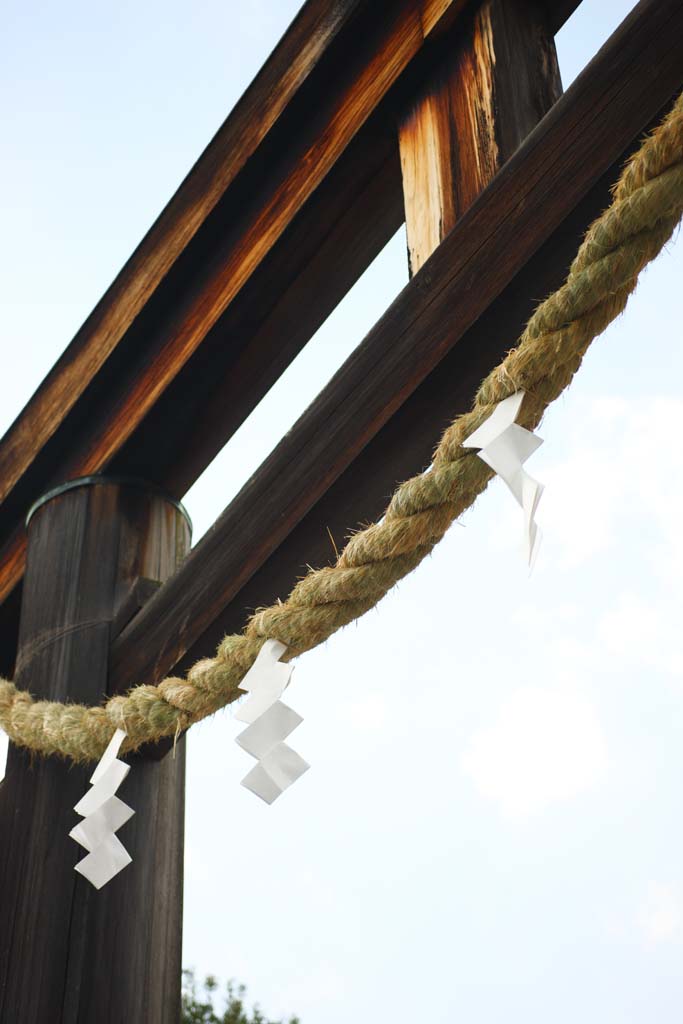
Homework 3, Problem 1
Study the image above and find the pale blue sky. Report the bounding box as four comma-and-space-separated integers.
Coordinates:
2, 2, 682, 1021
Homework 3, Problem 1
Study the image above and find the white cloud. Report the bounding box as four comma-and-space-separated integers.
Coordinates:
638, 883, 682, 946
542, 446, 627, 569
184, 839, 212, 886
461, 683, 608, 819
539, 395, 683, 573
334, 691, 396, 733
277, 963, 347, 1015
599, 591, 683, 677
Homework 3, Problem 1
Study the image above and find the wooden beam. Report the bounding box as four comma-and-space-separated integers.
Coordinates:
108, 127, 404, 498
0, 479, 190, 1021
0, 124, 404, 674
0, 0, 581, 661
0, 0, 462, 604
0, 0, 369, 508
398, 0, 562, 274
107, 0, 683, 698
179, 148, 638, 678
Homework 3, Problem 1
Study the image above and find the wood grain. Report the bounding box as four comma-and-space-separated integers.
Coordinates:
0, 0, 581, 650
399, 0, 562, 272
0, 117, 404, 649
0, 0, 369, 507
0, 481, 190, 1022
179, 144, 646, 679
108, 0, 683, 699
0, 0, 459, 596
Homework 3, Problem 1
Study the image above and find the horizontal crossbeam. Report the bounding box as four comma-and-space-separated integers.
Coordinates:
107, 0, 683, 708
0, 0, 579, 674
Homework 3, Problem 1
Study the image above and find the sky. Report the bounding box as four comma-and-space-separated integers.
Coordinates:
2, 2, 683, 1021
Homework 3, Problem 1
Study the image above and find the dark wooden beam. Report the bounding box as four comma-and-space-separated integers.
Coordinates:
180, 159, 636, 664
108, 0, 683, 697
0, 117, 404, 675
107, 125, 404, 498
0, 0, 466, 607
0, 0, 369, 507
398, 0, 562, 274
0, 480, 190, 1021
0, 0, 581, 673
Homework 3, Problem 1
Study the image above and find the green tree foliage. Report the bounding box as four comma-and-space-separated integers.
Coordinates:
181, 969, 300, 1024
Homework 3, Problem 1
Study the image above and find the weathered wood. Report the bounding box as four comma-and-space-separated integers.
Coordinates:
109, 127, 404, 497
399, 0, 561, 273
0, 125, 404, 675
0, 479, 190, 1022
106, 0, 683, 701
0, 0, 369, 506
109, 577, 162, 641
0, 0, 462, 605
179, 146, 640, 675
0, 0, 582, 656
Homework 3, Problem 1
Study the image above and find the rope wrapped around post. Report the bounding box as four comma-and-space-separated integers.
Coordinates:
1, 92, 682, 764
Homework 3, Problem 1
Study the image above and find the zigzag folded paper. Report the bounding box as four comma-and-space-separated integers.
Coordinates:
462, 391, 544, 566
70, 728, 134, 889
235, 638, 309, 804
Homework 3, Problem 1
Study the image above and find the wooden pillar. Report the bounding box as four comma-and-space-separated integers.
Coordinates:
398, 0, 562, 275
0, 477, 191, 1023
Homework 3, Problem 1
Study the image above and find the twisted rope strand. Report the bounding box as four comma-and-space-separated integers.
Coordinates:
1, 94, 682, 764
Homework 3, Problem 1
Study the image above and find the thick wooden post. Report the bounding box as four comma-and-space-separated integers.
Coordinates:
0, 477, 191, 1023
398, 0, 562, 274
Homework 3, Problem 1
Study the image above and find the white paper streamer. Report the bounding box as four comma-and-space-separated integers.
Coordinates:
462, 391, 544, 565
235, 639, 309, 804
70, 728, 134, 889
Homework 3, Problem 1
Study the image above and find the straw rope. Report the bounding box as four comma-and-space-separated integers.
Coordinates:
1, 93, 682, 764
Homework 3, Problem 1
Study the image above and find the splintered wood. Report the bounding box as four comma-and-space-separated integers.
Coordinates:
398, 0, 561, 274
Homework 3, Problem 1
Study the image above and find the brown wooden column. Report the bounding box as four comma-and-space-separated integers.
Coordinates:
398, 0, 562, 275
0, 477, 191, 1023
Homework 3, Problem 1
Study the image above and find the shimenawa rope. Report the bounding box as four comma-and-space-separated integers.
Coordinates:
1, 93, 682, 764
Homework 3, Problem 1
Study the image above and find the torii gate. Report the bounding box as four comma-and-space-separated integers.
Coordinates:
0, 0, 680, 1020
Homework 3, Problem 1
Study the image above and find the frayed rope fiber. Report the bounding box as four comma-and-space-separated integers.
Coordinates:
2, 94, 682, 764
